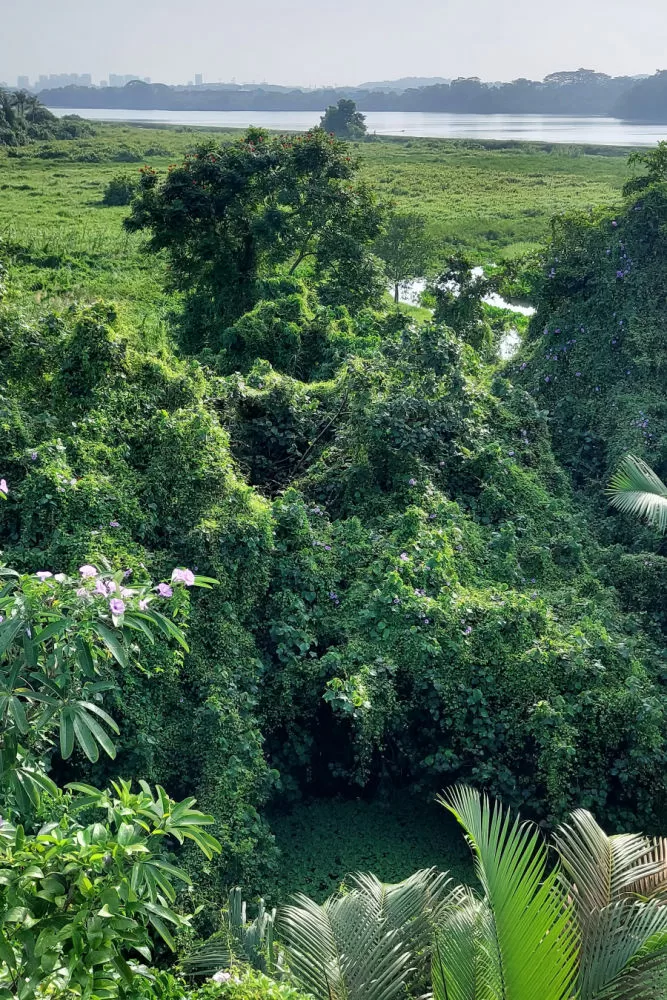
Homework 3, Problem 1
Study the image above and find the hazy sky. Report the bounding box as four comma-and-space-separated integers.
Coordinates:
2, 0, 666, 86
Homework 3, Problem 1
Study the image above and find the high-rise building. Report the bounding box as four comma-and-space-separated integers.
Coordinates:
195, 73, 203, 86
34, 73, 93, 91
109, 73, 143, 87
17, 76, 30, 90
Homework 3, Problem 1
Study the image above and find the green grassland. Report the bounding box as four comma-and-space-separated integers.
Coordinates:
0, 122, 631, 331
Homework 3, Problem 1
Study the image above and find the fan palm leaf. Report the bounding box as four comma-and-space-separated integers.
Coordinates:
607, 454, 667, 532
438, 785, 579, 1000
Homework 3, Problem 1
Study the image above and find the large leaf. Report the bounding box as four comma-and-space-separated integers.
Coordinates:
577, 901, 667, 1000
432, 890, 500, 1000
607, 454, 667, 533
554, 809, 664, 921
278, 887, 414, 1000
439, 786, 579, 1000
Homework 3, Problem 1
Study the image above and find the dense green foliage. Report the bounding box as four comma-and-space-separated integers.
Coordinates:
0, 90, 93, 147
125, 129, 384, 350
320, 100, 367, 139
0, 120, 666, 997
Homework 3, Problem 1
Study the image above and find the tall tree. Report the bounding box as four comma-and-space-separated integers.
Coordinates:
125, 128, 384, 351
320, 99, 367, 139
375, 211, 433, 303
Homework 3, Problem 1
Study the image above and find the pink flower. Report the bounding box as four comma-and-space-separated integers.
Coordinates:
79, 564, 97, 578
139, 598, 149, 611
0, 480, 7, 495
35, 571, 52, 581
120, 588, 132, 598
76, 587, 87, 598
399, 553, 409, 562
109, 520, 120, 528
95, 579, 110, 596
109, 598, 125, 615
106, 581, 117, 593
156, 583, 173, 598
172, 567, 195, 586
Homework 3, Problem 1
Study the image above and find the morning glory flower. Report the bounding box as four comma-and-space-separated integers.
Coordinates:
408, 478, 417, 486
139, 598, 149, 611
76, 588, 87, 598
109, 598, 125, 615
172, 568, 195, 586
35, 571, 52, 581
156, 583, 173, 598
30, 452, 37, 461
79, 564, 97, 577
0, 480, 7, 495
109, 520, 120, 528
54, 573, 66, 583
399, 552, 409, 562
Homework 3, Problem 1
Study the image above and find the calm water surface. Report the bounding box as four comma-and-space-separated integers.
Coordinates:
49, 108, 667, 146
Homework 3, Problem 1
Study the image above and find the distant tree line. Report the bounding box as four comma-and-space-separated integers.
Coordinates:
36, 69, 667, 121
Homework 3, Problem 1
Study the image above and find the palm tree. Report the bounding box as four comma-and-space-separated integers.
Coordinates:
433, 786, 579, 1000
607, 453, 667, 533
277, 867, 462, 1000
553, 809, 667, 1000
433, 789, 667, 1000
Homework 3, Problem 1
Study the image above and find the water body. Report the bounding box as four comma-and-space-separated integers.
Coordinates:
49, 108, 667, 146
398, 272, 534, 360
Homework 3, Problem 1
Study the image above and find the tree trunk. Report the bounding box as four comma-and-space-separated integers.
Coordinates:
394, 283, 399, 304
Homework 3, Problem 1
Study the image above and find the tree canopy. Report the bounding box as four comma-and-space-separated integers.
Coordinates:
320, 99, 367, 139
125, 128, 384, 351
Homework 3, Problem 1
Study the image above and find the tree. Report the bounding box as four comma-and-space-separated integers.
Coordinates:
320, 99, 367, 139
375, 212, 433, 303
432, 255, 496, 352
607, 453, 667, 533
125, 128, 384, 351
623, 140, 667, 196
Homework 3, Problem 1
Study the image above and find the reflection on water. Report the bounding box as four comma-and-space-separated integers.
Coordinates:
49, 107, 667, 146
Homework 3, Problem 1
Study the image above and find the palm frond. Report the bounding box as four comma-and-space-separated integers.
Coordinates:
439, 785, 579, 1000
607, 454, 667, 532
627, 838, 667, 900
348, 868, 464, 958
432, 890, 500, 1000
553, 810, 661, 921
577, 901, 667, 1000
278, 882, 416, 1000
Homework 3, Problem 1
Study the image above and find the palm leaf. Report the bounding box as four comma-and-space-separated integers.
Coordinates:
432, 890, 500, 1000
607, 454, 667, 533
278, 887, 413, 1000
348, 867, 464, 959
553, 809, 662, 922
577, 901, 667, 1000
439, 785, 579, 1000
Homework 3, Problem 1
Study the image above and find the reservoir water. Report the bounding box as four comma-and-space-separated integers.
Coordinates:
48, 108, 667, 146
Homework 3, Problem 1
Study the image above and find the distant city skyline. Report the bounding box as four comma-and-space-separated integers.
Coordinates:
2, 0, 666, 91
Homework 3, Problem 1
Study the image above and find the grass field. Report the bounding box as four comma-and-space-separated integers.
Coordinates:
0, 122, 631, 328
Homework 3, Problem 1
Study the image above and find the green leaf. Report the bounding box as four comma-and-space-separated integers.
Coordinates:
59, 708, 74, 759
91, 622, 128, 668
72, 711, 100, 762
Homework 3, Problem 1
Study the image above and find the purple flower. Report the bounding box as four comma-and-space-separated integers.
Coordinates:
35, 571, 52, 581
616, 270, 624, 279
123, 569, 133, 578
612, 220, 618, 227
109, 520, 120, 528
508, 450, 515, 456
575, 371, 581, 377
156, 583, 173, 598
30, 452, 38, 461
76, 587, 87, 598
0, 480, 7, 495
79, 564, 97, 578
95, 579, 109, 596
324, 545, 332, 551
106, 581, 117, 593
172, 568, 195, 586
109, 598, 125, 615
408, 478, 417, 486
463, 626, 472, 635
399, 552, 409, 562
121, 588, 133, 598
545, 376, 551, 383
139, 598, 149, 611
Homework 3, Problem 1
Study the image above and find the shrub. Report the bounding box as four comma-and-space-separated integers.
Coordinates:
103, 173, 139, 206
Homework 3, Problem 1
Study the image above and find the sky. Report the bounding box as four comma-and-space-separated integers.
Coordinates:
1, 0, 666, 87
